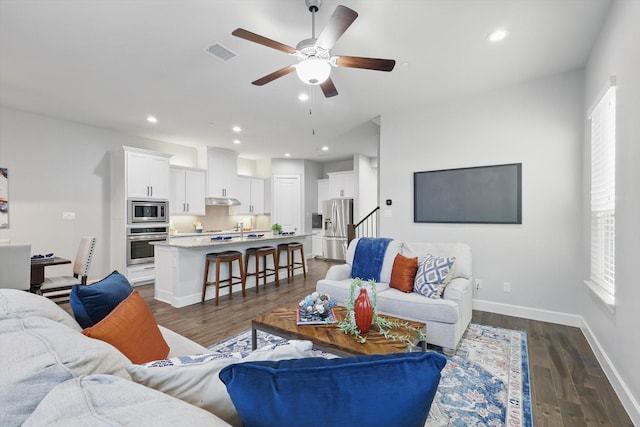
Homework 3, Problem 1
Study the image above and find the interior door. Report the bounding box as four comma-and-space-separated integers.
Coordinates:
272, 174, 301, 233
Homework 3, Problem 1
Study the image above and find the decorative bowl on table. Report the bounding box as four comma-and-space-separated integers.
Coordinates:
297, 292, 337, 325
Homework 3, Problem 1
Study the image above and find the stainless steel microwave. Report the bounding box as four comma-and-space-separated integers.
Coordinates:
128, 200, 168, 224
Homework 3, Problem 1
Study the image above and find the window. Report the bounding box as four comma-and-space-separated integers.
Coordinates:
588, 83, 616, 299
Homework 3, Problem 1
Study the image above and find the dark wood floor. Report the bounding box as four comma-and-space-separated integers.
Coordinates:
67, 258, 633, 426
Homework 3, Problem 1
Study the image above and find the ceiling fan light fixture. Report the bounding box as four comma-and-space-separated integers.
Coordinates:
295, 58, 331, 85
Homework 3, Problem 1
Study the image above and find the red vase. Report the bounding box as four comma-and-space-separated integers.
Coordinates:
354, 288, 373, 333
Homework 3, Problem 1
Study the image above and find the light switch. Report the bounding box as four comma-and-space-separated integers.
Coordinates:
62, 212, 76, 220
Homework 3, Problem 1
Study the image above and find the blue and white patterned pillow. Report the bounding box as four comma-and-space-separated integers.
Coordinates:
413, 255, 456, 298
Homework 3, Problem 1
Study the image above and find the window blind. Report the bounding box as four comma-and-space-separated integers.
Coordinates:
589, 85, 616, 296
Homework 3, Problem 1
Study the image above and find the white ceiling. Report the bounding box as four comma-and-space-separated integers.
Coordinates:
0, 0, 611, 162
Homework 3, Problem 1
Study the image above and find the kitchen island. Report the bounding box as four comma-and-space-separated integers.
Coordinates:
152, 233, 311, 308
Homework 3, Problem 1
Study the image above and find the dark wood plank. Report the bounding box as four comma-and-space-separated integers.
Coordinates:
472, 310, 633, 426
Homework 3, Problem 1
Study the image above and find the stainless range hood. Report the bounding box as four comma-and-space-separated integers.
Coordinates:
205, 197, 241, 206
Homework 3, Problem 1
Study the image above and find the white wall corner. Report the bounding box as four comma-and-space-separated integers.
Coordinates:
580, 320, 640, 426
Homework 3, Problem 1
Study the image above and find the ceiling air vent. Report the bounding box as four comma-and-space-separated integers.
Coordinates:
205, 43, 237, 62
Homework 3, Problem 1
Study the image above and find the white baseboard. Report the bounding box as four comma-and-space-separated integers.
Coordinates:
473, 298, 639, 424
581, 320, 640, 425
472, 299, 582, 327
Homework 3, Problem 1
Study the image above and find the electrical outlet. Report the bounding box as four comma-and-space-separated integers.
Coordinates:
474, 279, 482, 290
503, 282, 511, 293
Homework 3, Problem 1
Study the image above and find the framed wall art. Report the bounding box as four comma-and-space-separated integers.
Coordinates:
414, 163, 522, 224
0, 168, 8, 228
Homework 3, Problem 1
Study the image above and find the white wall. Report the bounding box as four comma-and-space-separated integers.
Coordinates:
0, 107, 197, 280
321, 159, 353, 177
354, 154, 378, 221
303, 160, 321, 232
380, 70, 585, 317
583, 0, 640, 422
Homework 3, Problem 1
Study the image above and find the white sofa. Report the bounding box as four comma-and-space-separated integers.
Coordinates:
0, 288, 233, 427
316, 239, 473, 354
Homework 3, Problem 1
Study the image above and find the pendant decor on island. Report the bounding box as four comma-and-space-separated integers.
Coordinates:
354, 288, 373, 333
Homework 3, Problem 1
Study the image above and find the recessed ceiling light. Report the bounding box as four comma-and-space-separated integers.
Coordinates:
232, 125, 242, 132
487, 29, 508, 42
298, 93, 309, 102
284, 153, 291, 157
233, 139, 241, 144
321, 146, 329, 151
147, 115, 158, 124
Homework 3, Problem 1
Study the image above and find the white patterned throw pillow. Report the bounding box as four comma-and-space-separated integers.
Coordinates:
413, 255, 456, 298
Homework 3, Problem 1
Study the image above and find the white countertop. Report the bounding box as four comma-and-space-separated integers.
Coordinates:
170, 228, 271, 238
153, 232, 310, 249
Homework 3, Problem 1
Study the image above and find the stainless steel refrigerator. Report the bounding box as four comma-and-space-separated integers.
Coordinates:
322, 198, 354, 261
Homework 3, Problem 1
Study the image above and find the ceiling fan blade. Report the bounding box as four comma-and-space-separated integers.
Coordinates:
335, 56, 396, 72
232, 28, 296, 54
251, 65, 296, 86
316, 5, 358, 51
320, 78, 338, 98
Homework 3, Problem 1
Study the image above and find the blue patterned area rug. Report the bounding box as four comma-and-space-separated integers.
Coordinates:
208, 323, 533, 427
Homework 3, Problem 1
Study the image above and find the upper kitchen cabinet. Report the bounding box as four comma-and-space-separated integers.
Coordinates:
125, 147, 171, 200
197, 147, 238, 199
170, 166, 206, 216
237, 176, 265, 214
328, 171, 355, 198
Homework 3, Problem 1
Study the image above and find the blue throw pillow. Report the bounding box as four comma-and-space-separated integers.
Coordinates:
219, 352, 447, 427
70, 270, 133, 328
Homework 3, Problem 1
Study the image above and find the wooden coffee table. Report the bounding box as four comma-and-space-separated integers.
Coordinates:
252, 305, 426, 356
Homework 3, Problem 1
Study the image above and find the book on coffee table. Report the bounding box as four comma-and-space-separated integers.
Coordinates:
296, 308, 337, 325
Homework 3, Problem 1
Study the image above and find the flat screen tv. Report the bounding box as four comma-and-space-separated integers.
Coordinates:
413, 163, 522, 224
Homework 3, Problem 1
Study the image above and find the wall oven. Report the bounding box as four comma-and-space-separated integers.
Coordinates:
128, 200, 168, 224
127, 226, 168, 265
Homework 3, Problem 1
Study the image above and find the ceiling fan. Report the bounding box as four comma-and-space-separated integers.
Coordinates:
232, 0, 395, 98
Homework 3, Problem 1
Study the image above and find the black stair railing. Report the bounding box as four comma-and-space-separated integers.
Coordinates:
347, 206, 380, 244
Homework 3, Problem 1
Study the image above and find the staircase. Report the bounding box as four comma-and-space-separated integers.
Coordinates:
347, 206, 379, 244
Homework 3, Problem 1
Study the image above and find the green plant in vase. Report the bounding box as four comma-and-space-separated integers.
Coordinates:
337, 278, 427, 349
271, 223, 282, 235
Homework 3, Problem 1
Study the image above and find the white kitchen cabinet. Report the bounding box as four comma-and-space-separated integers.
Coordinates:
197, 147, 238, 199
126, 263, 155, 285
312, 230, 323, 257
328, 171, 355, 198
237, 176, 265, 214
170, 167, 206, 215
126, 149, 171, 200
317, 178, 329, 212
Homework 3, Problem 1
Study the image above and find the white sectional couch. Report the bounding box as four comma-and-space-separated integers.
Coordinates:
1, 288, 447, 427
0, 289, 233, 427
316, 239, 473, 354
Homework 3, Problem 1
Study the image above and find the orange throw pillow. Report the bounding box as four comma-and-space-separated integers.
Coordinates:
389, 254, 419, 293
82, 290, 169, 364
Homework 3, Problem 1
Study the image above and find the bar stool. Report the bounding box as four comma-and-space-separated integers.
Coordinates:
277, 242, 307, 283
202, 250, 246, 305
244, 246, 279, 292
